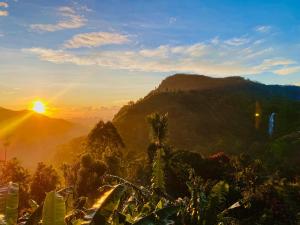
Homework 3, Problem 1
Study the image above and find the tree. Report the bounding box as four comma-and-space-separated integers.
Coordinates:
147, 113, 168, 147
0, 158, 30, 210
75, 153, 107, 200
86, 121, 125, 177
87, 121, 125, 158
146, 113, 169, 164
30, 162, 60, 204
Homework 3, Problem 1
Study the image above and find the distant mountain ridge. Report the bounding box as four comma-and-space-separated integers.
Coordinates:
113, 74, 300, 159
0, 107, 86, 167
156, 74, 250, 92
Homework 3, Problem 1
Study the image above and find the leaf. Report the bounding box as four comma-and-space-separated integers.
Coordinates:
0, 182, 19, 225
209, 181, 229, 206
42, 191, 66, 225
85, 184, 126, 225
133, 206, 179, 225
24, 204, 43, 225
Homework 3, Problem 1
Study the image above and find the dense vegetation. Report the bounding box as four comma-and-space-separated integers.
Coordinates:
113, 75, 300, 161
0, 110, 299, 224
0, 75, 299, 224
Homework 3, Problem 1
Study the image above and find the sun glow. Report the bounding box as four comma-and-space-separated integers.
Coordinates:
32, 100, 46, 114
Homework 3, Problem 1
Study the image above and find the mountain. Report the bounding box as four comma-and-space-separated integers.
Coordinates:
0, 107, 86, 167
113, 74, 300, 159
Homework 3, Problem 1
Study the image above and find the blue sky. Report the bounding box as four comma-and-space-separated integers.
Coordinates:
0, 0, 300, 122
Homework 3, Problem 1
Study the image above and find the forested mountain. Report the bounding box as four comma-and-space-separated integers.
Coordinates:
0, 107, 86, 167
113, 74, 300, 161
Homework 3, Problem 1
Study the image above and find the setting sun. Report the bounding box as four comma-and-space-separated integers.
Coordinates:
32, 101, 46, 114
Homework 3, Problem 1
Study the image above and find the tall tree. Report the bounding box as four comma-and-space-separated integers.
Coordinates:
147, 113, 168, 147
87, 121, 125, 176
146, 113, 170, 163
30, 162, 60, 204
87, 121, 125, 157
75, 153, 107, 199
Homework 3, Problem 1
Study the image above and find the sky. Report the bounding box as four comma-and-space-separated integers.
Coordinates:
0, 0, 300, 123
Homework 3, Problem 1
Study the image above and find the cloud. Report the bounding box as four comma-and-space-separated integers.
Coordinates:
24, 46, 246, 75
255, 25, 272, 33
0, 10, 8, 16
0, 2, 8, 8
24, 36, 300, 77
30, 6, 86, 32
273, 66, 300, 75
169, 17, 177, 24
64, 32, 129, 49
0, 1, 8, 16
224, 37, 250, 46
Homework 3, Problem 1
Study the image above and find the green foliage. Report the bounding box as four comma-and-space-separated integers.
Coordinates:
0, 158, 30, 209
181, 170, 230, 225
151, 148, 166, 193
132, 206, 179, 225
147, 113, 168, 146
30, 162, 60, 204
86, 121, 125, 177
83, 184, 126, 225
42, 191, 66, 225
113, 75, 300, 159
75, 153, 107, 199
87, 121, 125, 157
0, 182, 19, 225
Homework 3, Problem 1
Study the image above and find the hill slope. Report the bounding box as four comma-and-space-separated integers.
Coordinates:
0, 107, 86, 167
113, 74, 300, 158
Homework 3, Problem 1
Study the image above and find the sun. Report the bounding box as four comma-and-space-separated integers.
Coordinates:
32, 100, 46, 114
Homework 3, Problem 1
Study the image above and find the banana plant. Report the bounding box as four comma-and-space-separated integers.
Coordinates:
132, 206, 179, 225
42, 191, 66, 225
71, 184, 127, 225
0, 182, 19, 225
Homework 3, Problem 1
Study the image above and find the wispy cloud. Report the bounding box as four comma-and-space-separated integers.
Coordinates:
0, 2, 8, 17
255, 58, 296, 70
30, 6, 86, 32
24, 36, 300, 77
273, 66, 300, 75
0, 2, 8, 8
64, 32, 129, 49
224, 37, 250, 46
168, 17, 177, 24
255, 25, 272, 33
0, 10, 8, 16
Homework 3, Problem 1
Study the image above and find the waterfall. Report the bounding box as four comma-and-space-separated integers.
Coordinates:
268, 112, 275, 136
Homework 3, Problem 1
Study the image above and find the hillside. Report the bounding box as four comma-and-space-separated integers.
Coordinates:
0, 107, 86, 167
113, 74, 300, 159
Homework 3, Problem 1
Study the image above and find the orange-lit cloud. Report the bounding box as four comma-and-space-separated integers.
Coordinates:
64, 32, 129, 49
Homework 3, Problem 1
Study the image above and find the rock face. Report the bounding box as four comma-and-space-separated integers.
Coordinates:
113, 74, 300, 158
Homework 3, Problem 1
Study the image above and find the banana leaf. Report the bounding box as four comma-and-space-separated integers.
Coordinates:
42, 191, 66, 225
0, 182, 19, 225
23, 203, 43, 225
133, 206, 179, 225
83, 184, 126, 225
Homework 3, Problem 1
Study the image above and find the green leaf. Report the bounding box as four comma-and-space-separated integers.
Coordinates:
133, 206, 179, 225
24, 204, 43, 225
85, 184, 126, 225
0, 182, 19, 225
42, 191, 66, 225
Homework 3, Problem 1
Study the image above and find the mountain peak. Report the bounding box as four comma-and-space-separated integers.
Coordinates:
156, 74, 251, 92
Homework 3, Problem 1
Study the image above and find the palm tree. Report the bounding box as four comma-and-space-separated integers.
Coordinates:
147, 112, 168, 147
